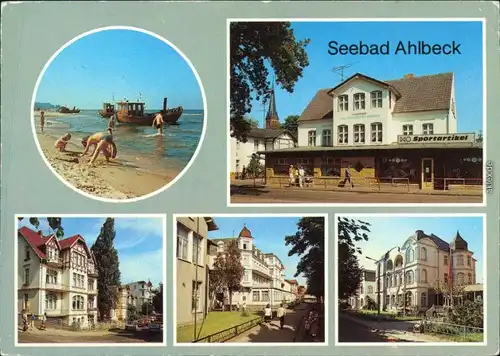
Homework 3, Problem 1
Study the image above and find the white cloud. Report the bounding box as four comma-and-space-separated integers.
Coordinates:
119, 249, 164, 286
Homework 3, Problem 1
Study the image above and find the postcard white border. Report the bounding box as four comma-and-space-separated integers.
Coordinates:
14, 213, 168, 347
226, 18, 487, 208
333, 213, 488, 347
172, 213, 329, 347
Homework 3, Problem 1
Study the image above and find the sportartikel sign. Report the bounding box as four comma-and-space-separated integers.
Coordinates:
397, 133, 475, 144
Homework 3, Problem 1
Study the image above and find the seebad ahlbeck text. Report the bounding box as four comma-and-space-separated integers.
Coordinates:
327, 40, 462, 56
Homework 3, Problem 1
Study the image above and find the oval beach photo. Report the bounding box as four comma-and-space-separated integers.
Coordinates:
32, 26, 206, 202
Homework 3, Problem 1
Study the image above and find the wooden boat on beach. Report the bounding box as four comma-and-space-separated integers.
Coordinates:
58, 106, 81, 114
116, 97, 183, 125
99, 103, 116, 118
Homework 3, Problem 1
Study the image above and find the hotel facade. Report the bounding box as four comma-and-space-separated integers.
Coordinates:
17, 227, 98, 327
230, 90, 297, 178
375, 230, 480, 312
209, 225, 297, 309
348, 269, 377, 310
259, 72, 482, 191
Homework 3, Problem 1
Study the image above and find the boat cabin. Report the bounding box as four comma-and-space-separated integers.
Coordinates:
117, 101, 145, 117
102, 103, 115, 112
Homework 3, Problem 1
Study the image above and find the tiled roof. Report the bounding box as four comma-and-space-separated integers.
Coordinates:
18, 226, 92, 259
298, 72, 453, 122
248, 127, 296, 140
238, 225, 253, 238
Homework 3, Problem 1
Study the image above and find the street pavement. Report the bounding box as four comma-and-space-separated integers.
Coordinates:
230, 184, 481, 204
17, 329, 163, 343
227, 303, 312, 343
338, 313, 393, 342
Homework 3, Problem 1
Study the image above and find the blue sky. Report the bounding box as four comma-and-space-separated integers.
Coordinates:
208, 217, 320, 286
249, 21, 483, 133
346, 216, 484, 283
36, 29, 203, 110
18, 217, 164, 286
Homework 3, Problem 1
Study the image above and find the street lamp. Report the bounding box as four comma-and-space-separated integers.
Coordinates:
366, 256, 381, 315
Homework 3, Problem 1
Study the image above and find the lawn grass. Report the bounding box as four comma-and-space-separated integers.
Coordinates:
355, 309, 421, 321
431, 332, 484, 342
176, 311, 260, 343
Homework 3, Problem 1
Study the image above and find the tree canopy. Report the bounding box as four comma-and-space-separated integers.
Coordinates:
210, 239, 244, 309
152, 283, 163, 314
337, 217, 370, 300
280, 115, 299, 137
18, 217, 64, 238
230, 21, 310, 142
285, 217, 325, 299
90, 218, 121, 320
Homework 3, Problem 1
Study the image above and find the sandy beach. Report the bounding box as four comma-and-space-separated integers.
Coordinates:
36, 131, 176, 200
34, 111, 76, 118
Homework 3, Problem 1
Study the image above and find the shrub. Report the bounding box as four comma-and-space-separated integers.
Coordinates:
241, 309, 250, 317
450, 300, 483, 328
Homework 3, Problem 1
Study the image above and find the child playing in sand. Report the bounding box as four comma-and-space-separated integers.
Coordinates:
89, 135, 115, 166
80, 128, 113, 156
152, 113, 164, 136
54, 133, 71, 152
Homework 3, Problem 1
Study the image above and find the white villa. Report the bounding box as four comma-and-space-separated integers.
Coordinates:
17, 226, 98, 327
376, 230, 478, 312
348, 269, 377, 309
208, 225, 296, 309
125, 280, 154, 313
230, 90, 296, 178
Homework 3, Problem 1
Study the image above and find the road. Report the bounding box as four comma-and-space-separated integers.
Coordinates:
230, 185, 481, 204
17, 330, 163, 343
337, 313, 391, 342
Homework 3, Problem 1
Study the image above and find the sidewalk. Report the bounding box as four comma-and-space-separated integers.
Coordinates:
232, 181, 480, 197
340, 312, 443, 342
227, 305, 308, 343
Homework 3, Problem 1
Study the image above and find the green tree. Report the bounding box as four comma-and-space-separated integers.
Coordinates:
18, 217, 64, 238
210, 240, 244, 310
91, 218, 121, 320
285, 217, 325, 300
246, 117, 260, 128
246, 153, 264, 178
475, 130, 483, 143
280, 115, 299, 137
230, 21, 310, 142
152, 283, 163, 314
127, 304, 138, 322
364, 295, 377, 310
450, 299, 483, 328
208, 269, 225, 310
337, 217, 370, 300
141, 301, 154, 316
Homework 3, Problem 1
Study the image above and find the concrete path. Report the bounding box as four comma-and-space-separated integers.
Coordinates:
227, 305, 308, 343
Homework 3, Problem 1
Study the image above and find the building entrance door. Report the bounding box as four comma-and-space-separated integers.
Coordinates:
421, 158, 434, 190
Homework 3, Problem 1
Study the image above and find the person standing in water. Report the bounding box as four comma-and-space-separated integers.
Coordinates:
40, 111, 45, 132
107, 113, 116, 132
152, 112, 164, 135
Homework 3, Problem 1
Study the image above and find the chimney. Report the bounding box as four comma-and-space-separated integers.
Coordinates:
163, 97, 167, 111
404, 73, 414, 79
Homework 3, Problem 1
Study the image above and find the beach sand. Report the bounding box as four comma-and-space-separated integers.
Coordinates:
36, 132, 176, 200
34, 111, 76, 118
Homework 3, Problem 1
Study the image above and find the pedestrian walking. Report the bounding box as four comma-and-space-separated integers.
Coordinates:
288, 165, 295, 187
343, 165, 354, 188
263, 304, 272, 324
31, 313, 36, 329
277, 303, 286, 329
298, 166, 305, 188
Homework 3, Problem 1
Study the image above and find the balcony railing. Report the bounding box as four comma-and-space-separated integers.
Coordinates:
45, 283, 68, 291
45, 257, 63, 266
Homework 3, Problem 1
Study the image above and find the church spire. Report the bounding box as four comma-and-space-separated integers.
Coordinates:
265, 84, 280, 129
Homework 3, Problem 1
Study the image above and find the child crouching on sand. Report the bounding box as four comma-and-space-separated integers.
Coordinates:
89, 135, 116, 166
54, 133, 71, 152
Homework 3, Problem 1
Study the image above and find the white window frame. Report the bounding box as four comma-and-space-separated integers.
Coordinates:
46, 269, 58, 285
177, 224, 189, 260
353, 93, 366, 111
277, 158, 288, 165
45, 294, 57, 310
322, 129, 332, 146
338, 95, 348, 111
253, 139, 260, 151
422, 123, 434, 135
371, 122, 383, 143
192, 234, 203, 266
338, 125, 348, 144
307, 130, 316, 146
24, 268, 30, 285
353, 124, 365, 144
402, 124, 413, 135
370, 90, 383, 108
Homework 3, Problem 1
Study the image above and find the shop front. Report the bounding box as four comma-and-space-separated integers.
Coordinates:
260, 142, 483, 191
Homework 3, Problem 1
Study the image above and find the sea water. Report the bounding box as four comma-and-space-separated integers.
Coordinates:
41, 109, 204, 174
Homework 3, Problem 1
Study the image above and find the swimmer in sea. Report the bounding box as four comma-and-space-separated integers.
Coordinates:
54, 133, 72, 152
80, 128, 113, 157
89, 135, 115, 166
152, 112, 164, 136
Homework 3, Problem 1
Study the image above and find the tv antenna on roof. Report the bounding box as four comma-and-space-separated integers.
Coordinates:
332, 62, 359, 82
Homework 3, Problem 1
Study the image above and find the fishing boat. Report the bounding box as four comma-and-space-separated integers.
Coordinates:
116, 97, 183, 125
58, 106, 81, 114
98, 103, 116, 118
